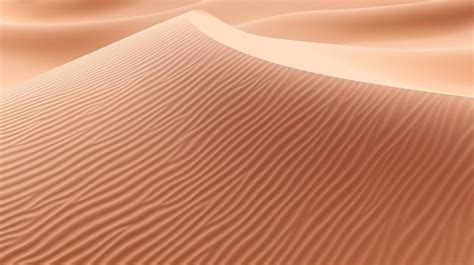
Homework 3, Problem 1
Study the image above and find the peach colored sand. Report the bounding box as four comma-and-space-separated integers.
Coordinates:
1, 0, 458, 89
1, 11, 473, 265
240, 2, 473, 49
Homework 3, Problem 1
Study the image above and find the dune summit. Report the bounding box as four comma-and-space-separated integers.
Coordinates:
192, 11, 472, 97
1, 12, 473, 265
1, 1, 471, 89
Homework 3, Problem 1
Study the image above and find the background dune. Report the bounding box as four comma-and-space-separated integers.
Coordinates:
0, 0, 444, 88
1, 11, 473, 265
240, 2, 474, 49
1, 0, 420, 22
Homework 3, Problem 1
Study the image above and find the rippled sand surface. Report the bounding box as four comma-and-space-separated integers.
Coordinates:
1, 1, 473, 264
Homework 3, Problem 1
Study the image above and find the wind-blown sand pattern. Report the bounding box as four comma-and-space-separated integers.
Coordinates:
1, 9, 473, 264
1, 0, 452, 88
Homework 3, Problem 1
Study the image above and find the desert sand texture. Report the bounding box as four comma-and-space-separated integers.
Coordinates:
0, 7, 474, 265
1, 0, 438, 88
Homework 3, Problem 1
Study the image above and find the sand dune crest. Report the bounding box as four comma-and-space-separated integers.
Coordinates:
0, 1, 451, 88
240, 2, 474, 49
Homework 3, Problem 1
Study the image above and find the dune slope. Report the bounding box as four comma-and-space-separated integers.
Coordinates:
1, 12, 473, 265
0, 0, 453, 88
193, 11, 472, 97
240, 2, 474, 49
1, 0, 377, 87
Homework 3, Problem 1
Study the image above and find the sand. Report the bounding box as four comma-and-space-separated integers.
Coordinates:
240, 2, 474, 49
1, 0, 434, 88
1, 9, 473, 264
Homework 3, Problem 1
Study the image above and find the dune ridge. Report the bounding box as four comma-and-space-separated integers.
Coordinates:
191, 11, 472, 97
240, 2, 473, 49
1, 1, 469, 89
1, 12, 473, 264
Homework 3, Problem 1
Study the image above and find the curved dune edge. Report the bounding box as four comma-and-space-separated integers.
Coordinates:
189, 11, 472, 98
0, 0, 414, 23
1, 1, 470, 90
1, 12, 472, 264
0, 0, 466, 90
3, 10, 472, 97
239, 2, 473, 49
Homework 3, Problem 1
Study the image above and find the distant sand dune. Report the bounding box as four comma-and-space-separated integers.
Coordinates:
0, 0, 412, 22
1, 12, 472, 264
0, 0, 443, 88
240, 2, 474, 49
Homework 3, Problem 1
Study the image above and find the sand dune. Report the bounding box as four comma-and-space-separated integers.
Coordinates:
1, 11, 472, 265
0, 0, 433, 87
193, 11, 472, 97
2, 7, 471, 96
240, 2, 474, 49
1, 0, 416, 22
0, 0, 200, 22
